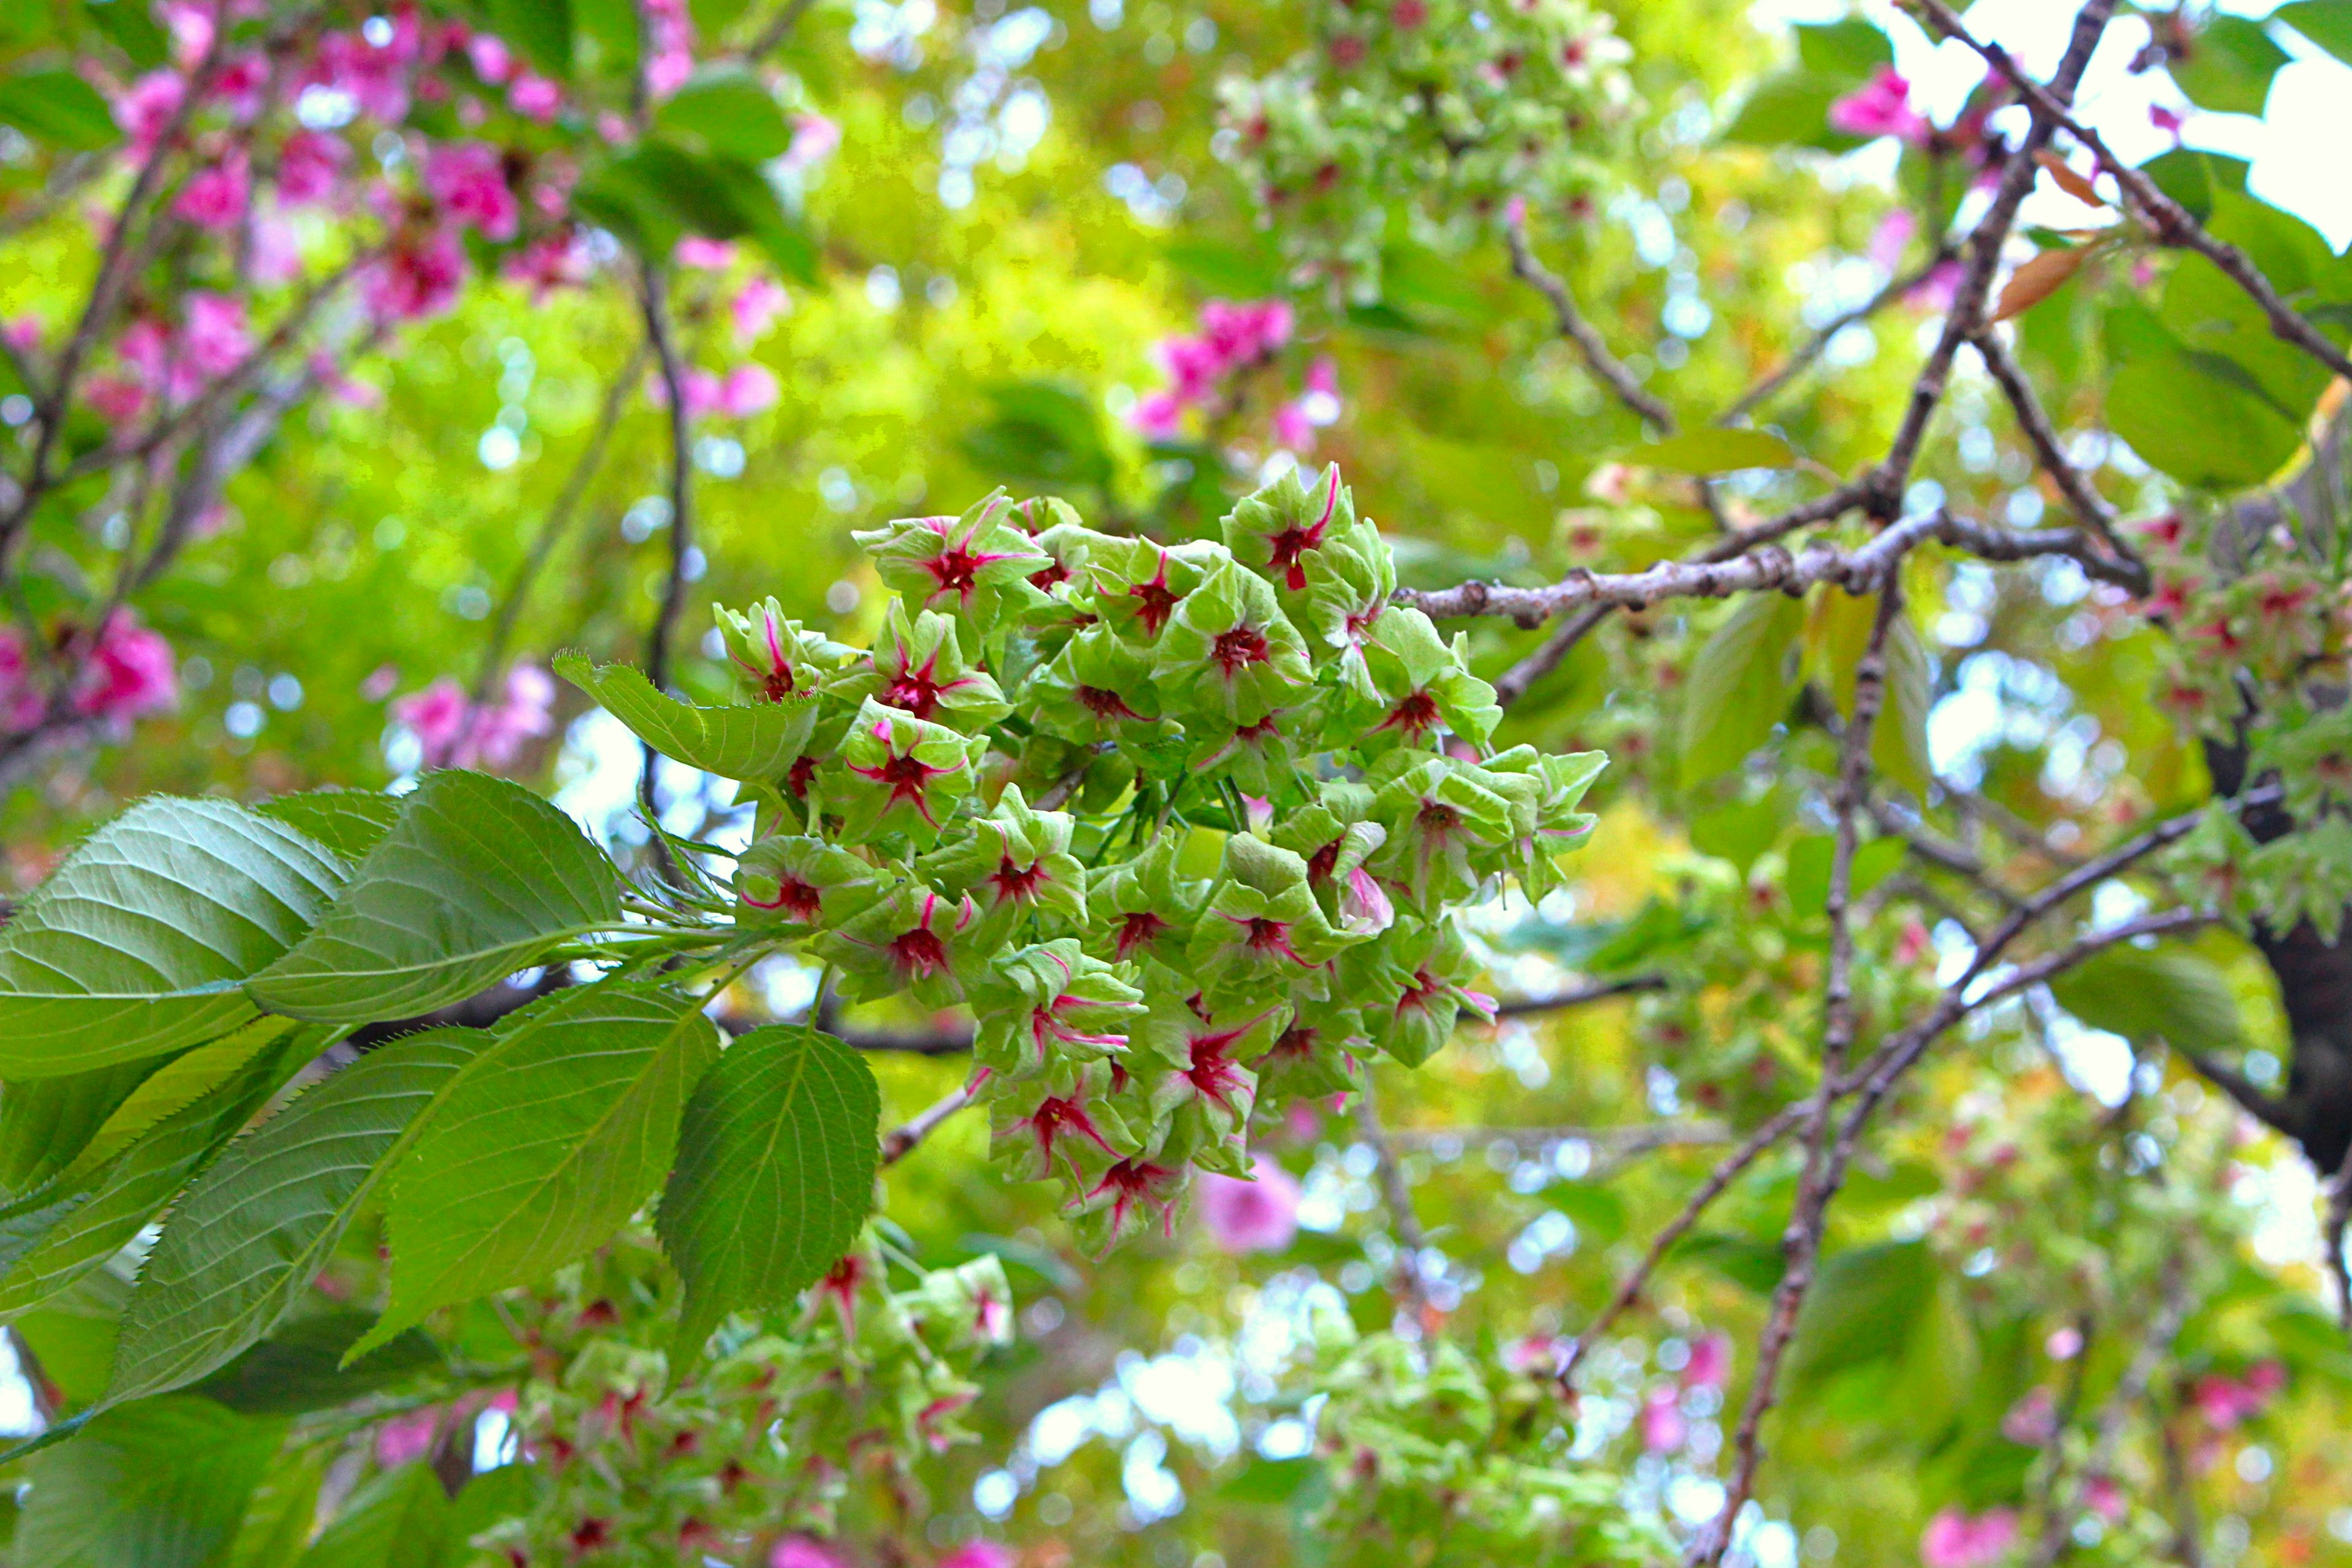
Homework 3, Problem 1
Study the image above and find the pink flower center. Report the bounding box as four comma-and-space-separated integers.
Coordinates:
1129, 575, 1180, 636
928, 548, 982, 597
1212, 626, 1270, 674
744, 875, 823, 921
1115, 910, 1168, 960
989, 856, 1045, 903
890, 927, 949, 978
1077, 685, 1139, 720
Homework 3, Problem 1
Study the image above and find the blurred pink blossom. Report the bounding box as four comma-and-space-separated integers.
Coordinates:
2150, 104, 2184, 142
508, 73, 562, 121
783, 112, 842, 173
1868, 208, 1917, 274
175, 150, 250, 231
718, 364, 778, 417
0, 629, 47, 732
676, 236, 739, 270
393, 665, 553, 770
277, 130, 349, 205
770, 1539, 848, 1568
1683, 1332, 1730, 1391
938, 1545, 1015, 1568
2191, 1362, 2283, 1430
160, 1, 214, 65
1196, 1156, 1301, 1253
1504, 1335, 1562, 1375
2045, 1325, 2084, 1360
2002, 1387, 2057, 1446
1640, 1386, 1686, 1452
312, 19, 420, 123
733, 275, 790, 341
115, 71, 186, 156
1921, 1509, 2018, 1568
74, 611, 178, 725
4, 315, 39, 356
467, 32, 515, 85
249, 212, 304, 285
1907, 258, 1964, 314
85, 374, 147, 422
1830, 67, 1929, 143
183, 292, 252, 379
309, 352, 382, 408
504, 232, 594, 301
364, 227, 468, 322
209, 51, 271, 120
425, 141, 518, 241
373, 1406, 441, 1469
1129, 390, 1185, 440
2084, 1476, 2125, 1522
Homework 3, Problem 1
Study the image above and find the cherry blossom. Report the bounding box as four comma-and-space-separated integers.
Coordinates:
1920, 1509, 2018, 1568
1828, 66, 1929, 143
74, 611, 178, 726
1196, 1156, 1302, 1252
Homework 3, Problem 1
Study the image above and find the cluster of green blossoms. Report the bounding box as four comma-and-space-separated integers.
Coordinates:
680, 465, 1603, 1250
1216, 0, 1634, 296
476, 1234, 1013, 1562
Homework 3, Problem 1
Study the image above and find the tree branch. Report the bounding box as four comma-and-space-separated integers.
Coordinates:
1502, 211, 1673, 429
1493, 974, 1669, 1016
882, 1084, 974, 1166
635, 263, 696, 845
1970, 326, 2145, 589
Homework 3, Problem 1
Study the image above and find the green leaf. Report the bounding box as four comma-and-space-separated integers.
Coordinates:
1783, 834, 1907, 918
571, 0, 641, 76
106, 1031, 480, 1407
484, 0, 572, 78
2277, 1, 2352, 64
0, 1026, 318, 1321
582, 140, 818, 281
654, 63, 793, 161
957, 380, 1115, 491
1795, 20, 1892, 81
1720, 73, 1864, 153
0, 798, 347, 1078
658, 1025, 879, 1359
2048, 942, 2242, 1054
2138, 147, 2248, 225
254, 790, 402, 862
2169, 15, 2290, 116
688, 0, 755, 33
83, 0, 172, 70
1163, 236, 1286, 298
192, 1311, 443, 1415
0, 1060, 165, 1202
1875, 614, 1934, 794
223, 1449, 325, 1568
245, 771, 622, 1024
1624, 428, 1798, 475
554, 652, 815, 783
1785, 1240, 1937, 1387
13, 1268, 130, 1411
1686, 786, 1792, 876
0, 69, 121, 151
295, 1463, 450, 1568
358, 984, 720, 1358
1220, 1456, 1324, 1505
1678, 594, 1804, 787
2105, 323, 2304, 491
14, 1397, 288, 1568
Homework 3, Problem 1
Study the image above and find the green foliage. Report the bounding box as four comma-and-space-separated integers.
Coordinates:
2048, 942, 2244, 1055
1679, 594, 1803, 787
14, 1398, 286, 1568
659, 1025, 881, 1360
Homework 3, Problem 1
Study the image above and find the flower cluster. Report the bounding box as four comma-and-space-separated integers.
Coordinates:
0, 611, 178, 735
391, 664, 557, 772
448, 1233, 1012, 1564
1217, 0, 1634, 296
595, 464, 1603, 1251
1129, 298, 1342, 456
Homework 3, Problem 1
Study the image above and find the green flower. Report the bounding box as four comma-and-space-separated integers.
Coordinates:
1134, 987, 1291, 1175
839, 599, 1011, 732
713, 597, 860, 703
838, 698, 988, 848
968, 938, 1145, 1078
1151, 559, 1315, 724
1481, 745, 1605, 902
1254, 1005, 1366, 1101
1187, 704, 1313, 801
851, 490, 1051, 633
916, 785, 1088, 942
1366, 752, 1525, 914
1064, 1152, 1188, 1253
1221, 461, 1373, 594
1355, 608, 1502, 755
1085, 830, 1210, 968
1299, 538, 1397, 703
733, 834, 888, 930
1270, 784, 1394, 936
1352, 916, 1494, 1069
1082, 536, 1224, 646
1027, 624, 1164, 745
813, 883, 988, 1007
1185, 832, 1359, 1007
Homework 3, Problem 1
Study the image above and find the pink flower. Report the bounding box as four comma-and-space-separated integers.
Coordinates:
939, 1546, 1014, 1568
0, 628, 47, 732
364, 227, 469, 322
1921, 1509, 2019, 1568
309, 352, 381, 407
770, 1539, 848, 1568
647, 47, 695, 99
361, 663, 401, 702
2002, 1387, 2057, 1446
2045, 1325, 2083, 1360
732, 276, 790, 341
2150, 104, 2184, 142
1640, 1386, 1686, 1452
160, 1, 214, 65
392, 678, 470, 763
424, 141, 518, 241
249, 212, 304, 285
1683, 1332, 1730, 1391
208, 51, 271, 120
503, 231, 593, 301
74, 610, 177, 725
174, 150, 250, 231
1200, 298, 1292, 363
1129, 390, 1185, 440
2192, 1363, 2283, 1430
471, 663, 555, 766
783, 112, 842, 173
1195, 1156, 1301, 1253
508, 72, 561, 121
393, 669, 560, 772
372, 1406, 442, 1469
718, 364, 778, 418
115, 71, 186, 155
676, 236, 739, 270
311, 20, 420, 123
1868, 208, 1917, 274
2083, 1476, 2125, 1522
277, 130, 349, 206
467, 32, 514, 85
3, 315, 39, 356
84, 375, 148, 422
1829, 66, 1929, 144
1505, 1335, 1561, 1374
182, 292, 251, 378
1906, 258, 1964, 314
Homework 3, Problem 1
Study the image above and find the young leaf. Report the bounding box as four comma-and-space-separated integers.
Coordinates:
1992, 244, 2089, 323
105, 1031, 481, 1408
13, 1397, 288, 1568
1678, 594, 1804, 788
356, 984, 720, 1359
245, 771, 622, 1023
0, 797, 347, 1077
190, 1311, 443, 1416
2168, 15, 2290, 117
554, 652, 815, 783
2277, 1, 2352, 65
0, 1025, 320, 1321
658, 1025, 880, 1360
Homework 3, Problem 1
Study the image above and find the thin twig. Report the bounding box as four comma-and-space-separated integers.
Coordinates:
741, 0, 820, 59
1493, 604, 1613, 709
1384, 1119, 1729, 1155
1493, 974, 1670, 1016
1399, 507, 2137, 624
1720, 248, 1956, 423
1970, 327, 2144, 588
1356, 1077, 1432, 1319
636, 263, 695, 843
1502, 211, 1673, 429
881, 1085, 974, 1166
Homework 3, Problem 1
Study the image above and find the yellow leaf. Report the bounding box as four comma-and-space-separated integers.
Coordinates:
2034, 149, 2105, 208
